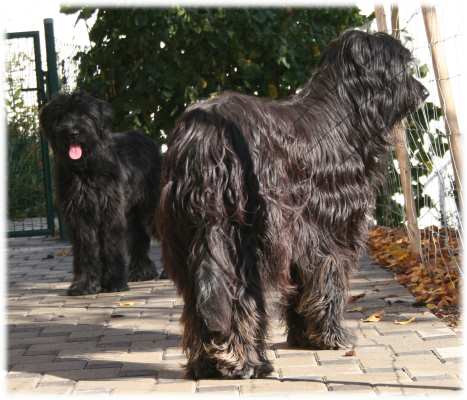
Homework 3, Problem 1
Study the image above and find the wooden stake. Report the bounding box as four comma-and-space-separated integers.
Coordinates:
393, 121, 424, 257
422, 5, 463, 207
374, 4, 423, 257
374, 5, 388, 32
390, 4, 399, 37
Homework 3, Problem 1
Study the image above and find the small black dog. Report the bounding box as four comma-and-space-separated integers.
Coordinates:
40, 91, 162, 295
158, 30, 428, 379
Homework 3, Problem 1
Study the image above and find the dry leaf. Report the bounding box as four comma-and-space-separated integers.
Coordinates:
347, 306, 364, 313
118, 301, 136, 307
344, 350, 355, 357
362, 310, 384, 323
56, 248, 72, 257
367, 226, 460, 327
394, 316, 416, 325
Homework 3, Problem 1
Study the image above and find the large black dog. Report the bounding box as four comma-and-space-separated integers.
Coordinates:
40, 91, 162, 296
158, 30, 428, 379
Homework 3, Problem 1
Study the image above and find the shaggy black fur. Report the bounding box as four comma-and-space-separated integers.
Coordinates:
40, 91, 162, 296
157, 30, 428, 379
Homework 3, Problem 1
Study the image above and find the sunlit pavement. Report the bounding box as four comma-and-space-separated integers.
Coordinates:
6, 236, 462, 396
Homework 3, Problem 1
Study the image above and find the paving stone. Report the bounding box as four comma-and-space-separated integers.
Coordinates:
240, 380, 328, 395
393, 353, 444, 370
197, 385, 240, 394
152, 381, 197, 392
7, 376, 41, 392
327, 383, 376, 393
34, 381, 75, 394
65, 367, 122, 381
86, 360, 123, 369
9, 333, 71, 347
273, 354, 318, 368
417, 328, 457, 340
72, 388, 112, 396
25, 341, 98, 356
388, 336, 461, 355
280, 363, 362, 377
6, 238, 463, 396
11, 359, 87, 373
39, 374, 76, 385
8, 354, 58, 366
433, 346, 463, 362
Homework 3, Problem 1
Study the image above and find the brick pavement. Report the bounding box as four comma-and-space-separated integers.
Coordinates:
6, 236, 463, 396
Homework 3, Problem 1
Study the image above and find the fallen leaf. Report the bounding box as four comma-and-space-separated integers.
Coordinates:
118, 301, 136, 307
56, 248, 72, 257
394, 316, 416, 325
347, 306, 364, 313
344, 350, 355, 357
362, 310, 384, 323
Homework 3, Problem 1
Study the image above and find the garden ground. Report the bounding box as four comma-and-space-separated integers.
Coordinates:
6, 236, 463, 396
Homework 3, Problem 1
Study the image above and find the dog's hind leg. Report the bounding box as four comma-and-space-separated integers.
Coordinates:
183, 226, 273, 380
285, 255, 354, 350
127, 211, 159, 282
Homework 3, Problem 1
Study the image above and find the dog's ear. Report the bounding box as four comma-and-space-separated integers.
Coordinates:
320, 30, 371, 70
325, 30, 398, 130
340, 30, 377, 69
74, 90, 113, 136
89, 96, 113, 139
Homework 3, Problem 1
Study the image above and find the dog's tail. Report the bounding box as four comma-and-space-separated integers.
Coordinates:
191, 227, 236, 336
158, 107, 259, 335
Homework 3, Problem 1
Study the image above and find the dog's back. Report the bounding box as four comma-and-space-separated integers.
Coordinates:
113, 130, 161, 180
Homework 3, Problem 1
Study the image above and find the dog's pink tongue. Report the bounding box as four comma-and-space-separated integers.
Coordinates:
69, 145, 82, 160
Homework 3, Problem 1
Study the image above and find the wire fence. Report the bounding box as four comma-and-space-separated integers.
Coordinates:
6, 36, 50, 234
371, 5, 462, 319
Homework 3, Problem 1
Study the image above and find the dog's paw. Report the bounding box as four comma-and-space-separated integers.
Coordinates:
286, 327, 310, 348
314, 327, 355, 350
252, 361, 274, 378
187, 357, 274, 380
288, 326, 353, 350
128, 260, 159, 282
219, 360, 274, 379
101, 277, 129, 293
67, 281, 101, 296
186, 357, 222, 380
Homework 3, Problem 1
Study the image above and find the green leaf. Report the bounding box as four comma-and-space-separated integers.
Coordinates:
73, 7, 377, 143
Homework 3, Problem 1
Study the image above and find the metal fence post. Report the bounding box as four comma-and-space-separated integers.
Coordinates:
33, 31, 55, 237
44, 18, 68, 240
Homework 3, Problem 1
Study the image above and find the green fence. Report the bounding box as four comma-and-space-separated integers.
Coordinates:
6, 20, 59, 237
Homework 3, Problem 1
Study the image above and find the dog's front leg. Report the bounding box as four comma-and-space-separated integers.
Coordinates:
99, 216, 129, 293
67, 224, 103, 296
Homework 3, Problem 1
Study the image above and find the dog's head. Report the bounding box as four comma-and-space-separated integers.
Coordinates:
321, 30, 428, 130
39, 91, 113, 166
